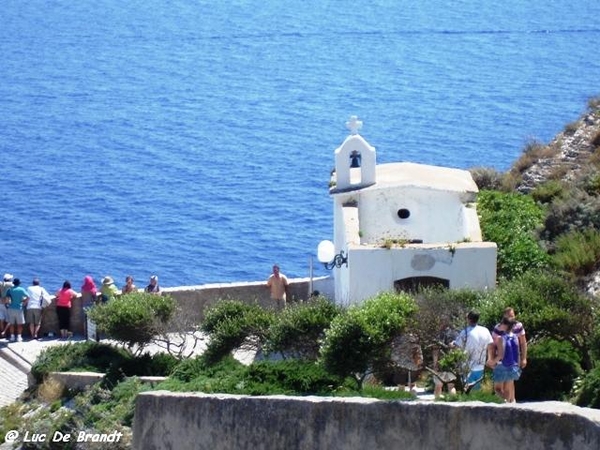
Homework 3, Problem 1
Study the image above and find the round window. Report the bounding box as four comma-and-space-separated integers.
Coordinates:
397, 209, 410, 219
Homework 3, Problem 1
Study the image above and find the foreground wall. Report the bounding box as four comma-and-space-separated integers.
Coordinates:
133, 392, 600, 450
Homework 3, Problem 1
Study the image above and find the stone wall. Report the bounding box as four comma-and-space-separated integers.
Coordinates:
132, 392, 600, 450
36, 276, 333, 338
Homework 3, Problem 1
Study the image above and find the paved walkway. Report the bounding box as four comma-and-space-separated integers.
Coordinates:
0, 332, 211, 408
0, 335, 90, 407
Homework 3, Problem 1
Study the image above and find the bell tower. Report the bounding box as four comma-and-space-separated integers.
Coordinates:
333, 116, 376, 191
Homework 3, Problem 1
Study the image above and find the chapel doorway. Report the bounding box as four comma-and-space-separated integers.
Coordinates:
394, 276, 449, 294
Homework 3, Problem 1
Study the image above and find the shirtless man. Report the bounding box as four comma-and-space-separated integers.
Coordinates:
266, 265, 289, 311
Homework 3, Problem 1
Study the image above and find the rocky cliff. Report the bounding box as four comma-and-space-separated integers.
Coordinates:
515, 100, 600, 193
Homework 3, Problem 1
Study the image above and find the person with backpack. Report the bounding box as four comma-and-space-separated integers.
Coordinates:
490, 317, 521, 403
452, 310, 494, 392
26, 278, 51, 340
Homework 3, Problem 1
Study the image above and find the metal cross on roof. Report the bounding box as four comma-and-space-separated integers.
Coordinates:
346, 115, 363, 135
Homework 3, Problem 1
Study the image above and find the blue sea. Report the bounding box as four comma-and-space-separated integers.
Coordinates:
1, 1, 600, 292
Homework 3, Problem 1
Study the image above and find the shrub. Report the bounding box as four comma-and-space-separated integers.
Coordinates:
335, 384, 415, 400
543, 187, 600, 242
75, 377, 150, 430
320, 292, 417, 389
241, 360, 343, 395
530, 180, 566, 204
552, 228, 600, 276
265, 297, 342, 360
30, 342, 179, 385
580, 171, 600, 195
162, 356, 341, 396
469, 167, 505, 191
511, 139, 556, 174
516, 339, 582, 401
87, 292, 176, 350
31, 342, 132, 384
592, 130, 600, 148
200, 300, 274, 364
438, 390, 503, 403
158, 356, 243, 393
410, 287, 488, 358
478, 270, 595, 368
575, 365, 600, 409
588, 95, 600, 114
477, 190, 549, 279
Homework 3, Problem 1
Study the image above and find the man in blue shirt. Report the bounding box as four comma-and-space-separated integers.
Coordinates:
4, 278, 29, 342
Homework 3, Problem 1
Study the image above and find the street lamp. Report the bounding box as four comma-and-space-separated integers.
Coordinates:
317, 240, 348, 270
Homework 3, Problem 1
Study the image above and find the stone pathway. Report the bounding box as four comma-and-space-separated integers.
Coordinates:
0, 336, 77, 407
0, 333, 209, 408
0, 352, 28, 408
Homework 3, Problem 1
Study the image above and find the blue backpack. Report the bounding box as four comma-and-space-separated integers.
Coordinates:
502, 333, 519, 367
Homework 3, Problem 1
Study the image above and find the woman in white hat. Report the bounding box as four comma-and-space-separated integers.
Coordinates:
100, 276, 119, 303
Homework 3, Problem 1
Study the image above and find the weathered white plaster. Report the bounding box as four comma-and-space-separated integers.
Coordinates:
326, 118, 497, 305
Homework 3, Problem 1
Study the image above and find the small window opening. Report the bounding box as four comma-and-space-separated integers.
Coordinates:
397, 209, 410, 219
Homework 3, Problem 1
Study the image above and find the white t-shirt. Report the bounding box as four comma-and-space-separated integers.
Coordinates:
26, 285, 51, 310
453, 325, 493, 372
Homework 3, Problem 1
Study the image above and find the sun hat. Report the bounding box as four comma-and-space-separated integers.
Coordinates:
102, 276, 115, 285
3, 273, 13, 282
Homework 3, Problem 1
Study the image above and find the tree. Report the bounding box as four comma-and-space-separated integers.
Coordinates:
320, 292, 417, 389
479, 270, 597, 370
87, 292, 176, 352
409, 287, 487, 394
200, 299, 274, 364
265, 296, 342, 360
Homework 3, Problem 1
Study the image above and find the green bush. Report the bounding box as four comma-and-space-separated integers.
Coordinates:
575, 365, 600, 409
335, 384, 415, 400
438, 390, 503, 403
30, 342, 179, 385
531, 180, 566, 204
411, 287, 488, 348
477, 190, 549, 280
543, 188, 600, 242
552, 228, 600, 276
163, 356, 341, 396
241, 360, 343, 395
87, 292, 176, 349
479, 270, 595, 364
265, 297, 342, 360
320, 292, 416, 389
200, 300, 274, 364
159, 355, 247, 393
75, 377, 150, 430
516, 339, 582, 401
31, 342, 132, 384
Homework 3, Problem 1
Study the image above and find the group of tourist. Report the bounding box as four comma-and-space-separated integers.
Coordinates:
0, 273, 161, 342
434, 307, 528, 403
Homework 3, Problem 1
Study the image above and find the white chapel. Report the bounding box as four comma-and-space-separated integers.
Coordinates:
319, 116, 497, 306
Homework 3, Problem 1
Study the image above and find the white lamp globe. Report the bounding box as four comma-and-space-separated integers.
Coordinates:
317, 240, 335, 264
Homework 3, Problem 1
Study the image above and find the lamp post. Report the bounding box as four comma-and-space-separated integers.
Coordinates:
317, 240, 348, 270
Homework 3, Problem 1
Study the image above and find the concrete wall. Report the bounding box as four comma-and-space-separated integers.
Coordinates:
36, 276, 332, 338
133, 392, 600, 450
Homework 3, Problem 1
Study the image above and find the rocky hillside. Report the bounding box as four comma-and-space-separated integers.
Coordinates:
499, 97, 600, 296
514, 98, 600, 193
